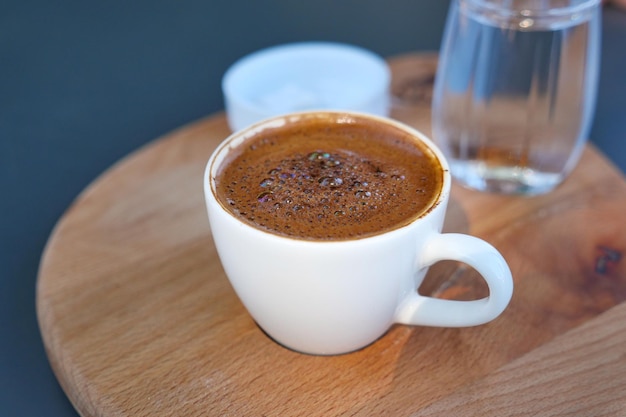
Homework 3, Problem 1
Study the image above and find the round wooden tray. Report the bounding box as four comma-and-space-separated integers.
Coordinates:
37, 54, 626, 416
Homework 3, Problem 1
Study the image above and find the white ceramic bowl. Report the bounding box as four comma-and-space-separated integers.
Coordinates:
222, 42, 391, 132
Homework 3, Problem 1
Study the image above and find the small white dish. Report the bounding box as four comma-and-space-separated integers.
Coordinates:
222, 42, 390, 132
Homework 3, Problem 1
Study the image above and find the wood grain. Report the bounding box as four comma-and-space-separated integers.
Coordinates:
37, 54, 626, 416
414, 302, 626, 416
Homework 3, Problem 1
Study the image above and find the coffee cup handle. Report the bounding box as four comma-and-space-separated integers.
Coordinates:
395, 233, 513, 327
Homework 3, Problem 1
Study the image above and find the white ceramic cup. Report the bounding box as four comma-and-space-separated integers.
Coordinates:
222, 42, 390, 132
204, 111, 513, 355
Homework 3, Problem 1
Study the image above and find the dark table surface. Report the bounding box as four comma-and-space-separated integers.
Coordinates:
2, 1, 625, 416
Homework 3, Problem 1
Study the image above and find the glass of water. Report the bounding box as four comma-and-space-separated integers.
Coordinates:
432, 0, 601, 195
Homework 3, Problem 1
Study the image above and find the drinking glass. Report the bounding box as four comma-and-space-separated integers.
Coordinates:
432, 0, 601, 195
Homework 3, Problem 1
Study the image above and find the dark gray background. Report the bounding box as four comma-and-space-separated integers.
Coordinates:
1, 1, 625, 415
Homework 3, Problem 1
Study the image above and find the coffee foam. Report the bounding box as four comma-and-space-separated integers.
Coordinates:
215, 115, 443, 240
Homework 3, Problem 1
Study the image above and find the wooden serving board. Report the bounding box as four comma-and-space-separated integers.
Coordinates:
37, 54, 626, 416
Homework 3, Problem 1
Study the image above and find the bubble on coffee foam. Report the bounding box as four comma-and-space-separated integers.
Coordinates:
318, 177, 343, 187
307, 151, 342, 168
307, 151, 326, 161
257, 191, 273, 203
260, 178, 274, 187
317, 177, 329, 186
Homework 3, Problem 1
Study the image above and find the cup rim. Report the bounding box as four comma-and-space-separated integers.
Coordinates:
204, 110, 451, 244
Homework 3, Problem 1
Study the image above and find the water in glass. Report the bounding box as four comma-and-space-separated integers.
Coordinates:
432, 0, 601, 195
